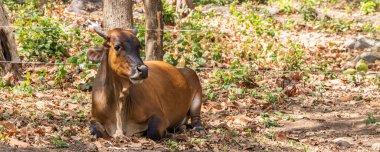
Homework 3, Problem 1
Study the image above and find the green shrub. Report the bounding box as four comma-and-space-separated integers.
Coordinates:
301, 7, 318, 21
270, 0, 294, 14
14, 6, 69, 61
50, 137, 69, 148
365, 112, 377, 125
162, 1, 178, 25
360, 1, 378, 14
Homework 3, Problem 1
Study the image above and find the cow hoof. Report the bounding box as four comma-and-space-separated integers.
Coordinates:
112, 130, 125, 138
178, 125, 187, 132
193, 126, 206, 135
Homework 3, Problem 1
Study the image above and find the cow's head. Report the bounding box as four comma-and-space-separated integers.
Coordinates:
87, 28, 148, 84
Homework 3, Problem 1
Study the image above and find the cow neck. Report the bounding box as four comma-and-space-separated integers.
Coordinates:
101, 53, 131, 100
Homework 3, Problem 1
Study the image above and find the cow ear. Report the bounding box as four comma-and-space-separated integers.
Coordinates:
87, 46, 104, 62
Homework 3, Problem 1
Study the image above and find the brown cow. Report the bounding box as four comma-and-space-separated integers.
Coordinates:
87, 28, 203, 140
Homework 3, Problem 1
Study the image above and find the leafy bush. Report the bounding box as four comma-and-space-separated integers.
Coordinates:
269, 0, 294, 14
301, 7, 318, 21
162, 1, 178, 25
13, 4, 69, 61
50, 137, 69, 148
194, 0, 250, 5
360, 1, 378, 14
365, 112, 377, 125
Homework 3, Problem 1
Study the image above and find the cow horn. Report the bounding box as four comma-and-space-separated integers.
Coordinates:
95, 28, 107, 39
87, 20, 107, 39
132, 28, 138, 35
95, 28, 107, 38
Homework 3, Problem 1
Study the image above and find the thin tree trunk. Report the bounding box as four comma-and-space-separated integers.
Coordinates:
143, 0, 164, 61
103, 0, 134, 30
0, 1, 20, 81
176, 0, 195, 12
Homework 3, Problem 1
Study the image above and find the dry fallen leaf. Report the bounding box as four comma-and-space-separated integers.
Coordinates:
284, 85, 298, 97
338, 95, 353, 102
9, 138, 30, 148
371, 102, 380, 108
0, 121, 16, 130
275, 132, 288, 141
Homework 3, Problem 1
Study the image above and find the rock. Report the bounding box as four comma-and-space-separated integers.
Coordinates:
333, 138, 352, 148
345, 36, 380, 51
65, 0, 102, 15
263, 6, 280, 15
372, 143, 380, 150
351, 51, 380, 63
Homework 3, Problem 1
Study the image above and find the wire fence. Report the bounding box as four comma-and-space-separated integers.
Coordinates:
0, 60, 379, 75
0, 25, 206, 32
0, 24, 378, 75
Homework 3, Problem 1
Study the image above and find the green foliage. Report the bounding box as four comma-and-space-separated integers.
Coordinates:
211, 61, 250, 87
355, 59, 369, 72
50, 137, 69, 148
264, 92, 278, 104
14, 6, 69, 61
360, 1, 378, 14
301, 7, 318, 21
77, 110, 86, 119
316, 82, 325, 97
281, 42, 305, 71
15, 71, 33, 94
0, 133, 8, 141
316, 18, 352, 33
365, 112, 377, 125
205, 85, 218, 100
343, 60, 369, 83
162, 1, 178, 25
270, 0, 294, 14
54, 66, 67, 90
167, 140, 179, 150
260, 113, 278, 128
194, 0, 249, 5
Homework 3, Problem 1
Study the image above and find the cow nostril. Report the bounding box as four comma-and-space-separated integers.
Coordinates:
136, 65, 148, 78
136, 66, 142, 73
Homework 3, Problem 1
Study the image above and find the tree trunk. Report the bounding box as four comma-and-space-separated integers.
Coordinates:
103, 0, 134, 30
176, 0, 195, 12
66, 0, 103, 15
143, 0, 164, 61
0, 2, 20, 81
166, 0, 195, 18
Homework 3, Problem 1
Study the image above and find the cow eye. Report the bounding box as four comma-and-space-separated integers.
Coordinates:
114, 45, 121, 51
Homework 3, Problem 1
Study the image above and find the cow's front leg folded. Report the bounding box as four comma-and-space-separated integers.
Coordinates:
90, 120, 111, 139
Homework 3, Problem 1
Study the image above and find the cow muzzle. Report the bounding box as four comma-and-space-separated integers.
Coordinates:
129, 64, 148, 84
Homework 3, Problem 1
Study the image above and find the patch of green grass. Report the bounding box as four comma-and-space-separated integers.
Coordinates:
78, 110, 86, 119
50, 137, 69, 148
360, 1, 378, 14
264, 92, 278, 104
260, 113, 279, 128
167, 139, 179, 150
194, 0, 250, 5
0, 133, 8, 141
365, 112, 377, 125
301, 7, 318, 21
270, 0, 294, 14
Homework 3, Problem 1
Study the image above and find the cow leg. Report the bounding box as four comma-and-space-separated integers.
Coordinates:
167, 116, 188, 133
146, 115, 168, 140
189, 90, 204, 131
90, 120, 110, 139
